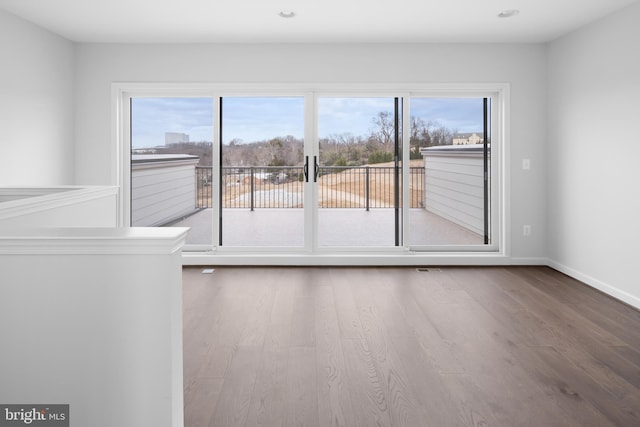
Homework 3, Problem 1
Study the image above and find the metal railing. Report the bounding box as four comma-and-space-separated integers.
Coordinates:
196, 165, 424, 209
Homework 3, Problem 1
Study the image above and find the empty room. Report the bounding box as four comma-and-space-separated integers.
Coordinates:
1, 0, 639, 426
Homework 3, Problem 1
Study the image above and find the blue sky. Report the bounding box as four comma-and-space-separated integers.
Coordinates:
131, 98, 214, 147
131, 97, 484, 148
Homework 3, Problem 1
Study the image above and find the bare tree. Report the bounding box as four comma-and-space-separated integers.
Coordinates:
371, 111, 394, 145
410, 116, 426, 146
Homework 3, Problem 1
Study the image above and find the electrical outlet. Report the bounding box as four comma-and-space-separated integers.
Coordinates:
523, 225, 531, 236
522, 159, 531, 170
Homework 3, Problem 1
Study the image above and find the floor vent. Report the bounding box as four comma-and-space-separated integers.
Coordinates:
416, 268, 442, 273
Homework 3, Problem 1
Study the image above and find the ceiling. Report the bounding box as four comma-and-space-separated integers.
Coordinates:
0, 0, 637, 43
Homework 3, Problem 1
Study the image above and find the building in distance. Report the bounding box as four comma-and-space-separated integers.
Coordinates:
452, 132, 483, 145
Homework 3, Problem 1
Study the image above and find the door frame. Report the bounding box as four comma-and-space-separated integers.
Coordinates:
113, 82, 510, 264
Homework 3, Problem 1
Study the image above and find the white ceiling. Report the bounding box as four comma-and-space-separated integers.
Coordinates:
0, 0, 637, 43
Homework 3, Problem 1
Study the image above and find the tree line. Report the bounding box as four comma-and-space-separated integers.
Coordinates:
158, 112, 460, 167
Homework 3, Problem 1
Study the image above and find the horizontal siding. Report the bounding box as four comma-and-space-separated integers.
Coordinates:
426, 168, 483, 187
425, 195, 484, 235
132, 164, 197, 226
133, 175, 194, 210
428, 183, 483, 209
133, 167, 194, 189
132, 191, 195, 226
424, 154, 481, 165
423, 152, 485, 235
425, 174, 483, 198
425, 158, 483, 176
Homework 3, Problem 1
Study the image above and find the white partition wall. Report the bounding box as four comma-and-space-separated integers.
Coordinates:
0, 186, 118, 227
0, 227, 188, 427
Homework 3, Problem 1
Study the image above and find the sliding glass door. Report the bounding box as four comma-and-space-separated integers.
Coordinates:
130, 97, 214, 247
316, 97, 402, 247
126, 88, 498, 253
219, 97, 305, 247
216, 95, 404, 249
406, 97, 490, 247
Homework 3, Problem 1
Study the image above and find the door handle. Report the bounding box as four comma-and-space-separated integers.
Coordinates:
303, 156, 309, 182
314, 156, 319, 182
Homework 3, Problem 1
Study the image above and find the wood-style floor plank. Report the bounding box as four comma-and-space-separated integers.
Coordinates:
315, 284, 356, 427
487, 268, 640, 399
329, 268, 364, 340
508, 345, 618, 427
184, 378, 224, 427
410, 269, 575, 426
341, 336, 392, 427
531, 345, 640, 426
182, 266, 640, 427
384, 269, 465, 375
208, 345, 261, 427
244, 346, 290, 427
286, 346, 319, 427
265, 274, 296, 349
182, 270, 224, 390
351, 270, 439, 427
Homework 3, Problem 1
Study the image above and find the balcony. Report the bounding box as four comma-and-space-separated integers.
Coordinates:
132, 150, 485, 247
197, 165, 425, 210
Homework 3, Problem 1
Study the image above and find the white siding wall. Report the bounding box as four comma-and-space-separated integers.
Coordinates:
422, 148, 484, 235
131, 160, 199, 226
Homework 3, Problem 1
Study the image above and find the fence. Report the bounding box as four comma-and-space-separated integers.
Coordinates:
196, 165, 424, 209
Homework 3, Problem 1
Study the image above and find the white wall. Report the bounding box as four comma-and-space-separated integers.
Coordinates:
74, 43, 548, 260
547, 2, 640, 308
0, 10, 75, 185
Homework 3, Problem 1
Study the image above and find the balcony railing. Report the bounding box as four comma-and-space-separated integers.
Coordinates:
196, 166, 425, 210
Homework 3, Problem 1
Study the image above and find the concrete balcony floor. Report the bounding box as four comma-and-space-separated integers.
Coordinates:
170, 208, 483, 247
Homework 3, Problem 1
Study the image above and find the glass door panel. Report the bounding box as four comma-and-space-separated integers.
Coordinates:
220, 97, 305, 247
130, 97, 214, 246
407, 98, 488, 246
317, 97, 400, 247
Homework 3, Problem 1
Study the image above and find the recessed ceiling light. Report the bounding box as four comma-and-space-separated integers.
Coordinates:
278, 11, 296, 18
498, 9, 520, 18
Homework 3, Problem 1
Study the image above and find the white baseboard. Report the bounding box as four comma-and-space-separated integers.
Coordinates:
183, 252, 514, 266
547, 259, 640, 310
183, 253, 550, 267
509, 257, 549, 266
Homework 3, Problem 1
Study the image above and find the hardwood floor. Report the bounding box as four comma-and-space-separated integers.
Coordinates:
182, 266, 640, 427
